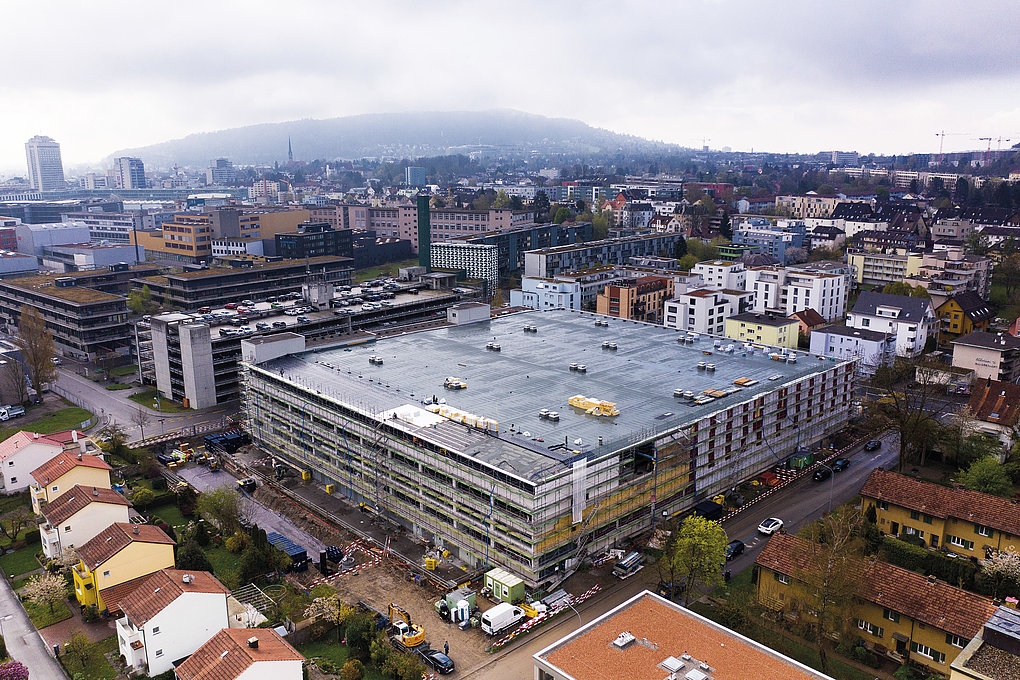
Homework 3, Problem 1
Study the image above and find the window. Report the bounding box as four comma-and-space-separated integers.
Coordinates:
877, 500, 889, 511
974, 524, 993, 537
910, 510, 920, 520
910, 642, 945, 664
155, 650, 163, 658
883, 608, 900, 623
6, 461, 12, 466
8, 478, 14, 484
923, 514, 933, 525
948, 535, 974, 550
65, 526, 71, 532
52, 486, 58, 492
152, 626, 160, 634
103, 570, 110, 577
946, 633, 966, 648
857, 619, 883, 637
774, 572, 790, 584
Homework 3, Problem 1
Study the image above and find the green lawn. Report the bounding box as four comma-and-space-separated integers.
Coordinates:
204, 544, 240, 589
151, 503, 188, 529
105, 383, 133, 391
353, 259, 418, 283
0, 542, 41, 577
296, 636, 385, 680
59, 633, 119, 680
129, 389, 190, 413
25, 597, 73, 629
0, 407, 93, 440
109, 364, 138, 377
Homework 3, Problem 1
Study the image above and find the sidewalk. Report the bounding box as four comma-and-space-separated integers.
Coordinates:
0, 561, 66, 677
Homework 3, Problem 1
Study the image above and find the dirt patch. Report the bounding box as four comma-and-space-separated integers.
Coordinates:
334, 560, 495, 675
252, 483, 356, 548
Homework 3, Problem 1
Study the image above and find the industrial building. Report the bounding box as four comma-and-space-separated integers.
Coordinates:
241, 309, 854, 585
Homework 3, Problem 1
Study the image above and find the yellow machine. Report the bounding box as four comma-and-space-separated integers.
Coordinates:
388, 603, 425, 648
568, 395, 620, 417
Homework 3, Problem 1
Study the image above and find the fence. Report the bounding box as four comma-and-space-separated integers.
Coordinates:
49, 382, 106, 431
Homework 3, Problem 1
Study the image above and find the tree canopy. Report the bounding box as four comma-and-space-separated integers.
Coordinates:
959, 456, 1013, 497
661, 515, 727, 605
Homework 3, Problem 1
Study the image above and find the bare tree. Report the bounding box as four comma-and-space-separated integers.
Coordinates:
0, 508, 31, 542
131, 407, 151, 440
0, 358, 28, 406
13, 306, 56, 400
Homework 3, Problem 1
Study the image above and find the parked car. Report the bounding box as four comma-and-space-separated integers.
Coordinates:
296, 316, 310, 323
256, 322, 271, 330
224, 303, 238, 309
758, 517, 784, 535
864, 439, 882, 451
418, 648, 455, 675
50, 356, 62, 365
725, 539, 745, 560
272, 321, 288, 328
832, 458, 851, 472
813, 467, 832, 482
198, 306, 212, 313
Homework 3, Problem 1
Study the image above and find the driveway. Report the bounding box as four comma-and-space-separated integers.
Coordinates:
0, 574, 66, 678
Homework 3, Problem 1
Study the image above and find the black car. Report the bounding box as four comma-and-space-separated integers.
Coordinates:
725, 539, 745, 560
864, 439, 882, 451
832, 458, 851, 472
813, 467, 832, 482
418, 648, 455, 675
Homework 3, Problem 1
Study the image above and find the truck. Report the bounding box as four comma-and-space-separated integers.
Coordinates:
0, 405, 26, 421
612, 551, 645, 580
480, 602, 526, 636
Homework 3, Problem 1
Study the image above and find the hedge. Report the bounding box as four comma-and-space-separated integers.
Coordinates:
881, 537, 979, 590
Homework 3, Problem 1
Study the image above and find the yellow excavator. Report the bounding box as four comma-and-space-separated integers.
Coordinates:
388, 603, 425, 649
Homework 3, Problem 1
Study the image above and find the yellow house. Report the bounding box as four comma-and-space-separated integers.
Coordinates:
755, 533, 997, 675
30, 451, 113, 515
860, 469, 1020, 555
934, 291, 994, 338
724, 312, 799, 349
73, 522, 175, 614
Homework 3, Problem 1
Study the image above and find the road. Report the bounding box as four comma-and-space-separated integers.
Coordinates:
55, 369, 237, 440
465, 430, 901, 680
0, 570, 65, 677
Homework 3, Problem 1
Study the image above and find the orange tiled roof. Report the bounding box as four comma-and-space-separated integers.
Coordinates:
755, 533, 997, 638
967, 380, 1020, 427
77, 523, 175, 570
175, 628, 303, 680
860, 469, 1020, 538
30, 450, 111, 486
42, 485, 129, 526
0, 431, 63, 461
119, 569, 229, 625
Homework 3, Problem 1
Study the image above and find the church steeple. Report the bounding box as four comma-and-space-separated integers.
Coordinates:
288, 137, 293, 163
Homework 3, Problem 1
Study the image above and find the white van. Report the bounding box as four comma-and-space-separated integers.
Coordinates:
480, 602, 525, 636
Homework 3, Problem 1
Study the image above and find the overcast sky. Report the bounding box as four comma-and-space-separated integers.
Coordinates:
2, 1, 1018, 174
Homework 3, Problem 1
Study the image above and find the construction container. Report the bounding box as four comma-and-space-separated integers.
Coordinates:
786, 452, 814, 470
425, 558, 437, 571
485, 568, 525, 604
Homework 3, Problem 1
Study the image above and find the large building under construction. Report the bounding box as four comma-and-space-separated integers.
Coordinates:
240, 309, 855, 585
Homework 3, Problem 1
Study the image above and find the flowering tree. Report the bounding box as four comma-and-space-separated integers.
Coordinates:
0, 660, 30, 680
983, 547, 1020, 598
304, 594, 355, 641
22, 573, 66, 614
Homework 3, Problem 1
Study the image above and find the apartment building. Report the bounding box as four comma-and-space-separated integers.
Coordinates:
523, 233, 687, 278
664, 288, 752, 336
847, 292, 935, 358
775, 194, 869, 219
912, 249, 991, 298
732, 219, 806, 264
745, 265, 847, 321
73, 523, 176, 615
275, 222, 353, 260
691, 259, 746, 290
847, 249, 923, 288
132, 256, 352, 310
595, 276, 674, 323
512, 267, 702, 313
934, 291, 994, 338
430, 242, 499, 290
241, 309, 854, 584
724, 312, 799, 349
808, 325, 895, 375
951, 332, 1020, 383
756, 532, 997, 676
932, 206, 1007, 242
534, 590, 836, 680
447, 221, 592, 277
39, 485, 131, 559
25, 135, 65, 191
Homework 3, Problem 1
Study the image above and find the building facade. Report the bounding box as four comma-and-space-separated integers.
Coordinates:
430, 242, 499, 291
691, 260, 747, 290
595, 276, 674, 324
951, 332, 1020, 383
524, 233, 687, 278
724, 312, 799, 349
745, 265, 847, 322
115, 157, 146, 189
847, 292, 935, 358
25, 136, 65, 191
664, 288, 752, 336
808, 325, 895, 376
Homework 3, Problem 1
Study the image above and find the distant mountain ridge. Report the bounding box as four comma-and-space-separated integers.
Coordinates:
107, 109, 670, 168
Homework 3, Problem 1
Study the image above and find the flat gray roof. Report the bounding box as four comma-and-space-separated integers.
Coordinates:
256, 309, 848, 482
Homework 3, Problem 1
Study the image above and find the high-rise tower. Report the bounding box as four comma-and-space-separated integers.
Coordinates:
25, 136, 65, 191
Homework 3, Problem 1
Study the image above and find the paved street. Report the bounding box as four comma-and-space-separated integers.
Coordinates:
465, 431, 901, 680
0, 571, 65, 678
55, 369, 237, 440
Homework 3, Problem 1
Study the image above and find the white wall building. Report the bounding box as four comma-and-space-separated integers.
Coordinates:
745, 265, 848, 321
809, 325, 896, 376
691, 260, 746, 290
664, 288, 753, 336
846, 291, 935, 358
510, 277, 582, 310
174, 628, 304, 680
117, 569, 232, 676
14, 221, 90, 255
0, 432, 64, 493
39, 485, 131, 558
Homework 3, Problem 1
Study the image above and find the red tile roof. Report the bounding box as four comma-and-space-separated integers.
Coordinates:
0, 431, 63, 461
860, 469, 1020, 538
99, 573, 153, 615
119, 569, 229, 625
175, 628, 303, 680
755, 533, 997, 638
77, 522, 175, 570
42, 485, 130, 526
790, 308, 826, 328
30, 450, 111, 486
967, 380, 1020, 427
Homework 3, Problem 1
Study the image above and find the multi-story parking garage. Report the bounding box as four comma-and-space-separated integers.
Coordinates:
240, 309, 855, 585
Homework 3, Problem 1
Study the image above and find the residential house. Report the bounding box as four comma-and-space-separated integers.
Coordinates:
39, 485, 131, 559
724, 312, 799, 349
935, 291, 994, 338
596, 276, 674, 324
733, 219, 806, 265
951, 332, 1020, 383
860, 469, 1020, 555
73, 523, 175, 615
30, 450, 113, 515
755, 532, 997, 676
664, 288, 752, 336
745, 265, 848, 322
691, 260, 746, 290
846, 291, 935, 358
808, 225, 846, 250
0, 431, 65, 493
174, 628, 304, 680
808, 325, 895, 376
789, 309, 826, 337
117, 569, 231, 676
964, 379, 1020, 451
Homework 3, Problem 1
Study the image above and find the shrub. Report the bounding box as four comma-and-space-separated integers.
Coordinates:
21, 529, 38, 544
132, 488, 155, 510
0, 633, 6, 660
151, 477, 167, 491
0, 660, 29, 680
193, 521, 211, 547
881, 537, 979, 589
339, 659, 364, 680
81, 605, 100, 623
224, 531, 247, 554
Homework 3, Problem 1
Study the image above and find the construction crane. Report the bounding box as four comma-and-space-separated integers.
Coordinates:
977, 137, 994, 165
935, 131, 969, 165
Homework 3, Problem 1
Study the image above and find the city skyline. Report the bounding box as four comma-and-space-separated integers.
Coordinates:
1, 1, 1018, 174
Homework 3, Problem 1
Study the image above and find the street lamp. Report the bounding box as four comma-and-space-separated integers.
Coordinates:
565, 602, 582, 629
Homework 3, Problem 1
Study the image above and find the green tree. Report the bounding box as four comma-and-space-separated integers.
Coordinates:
65, 632, 94, 670
15, 305, 56, 400
196, 486, 250, 535
591, 212, 611, 240
127, 284, 158, 316
345, 613, 376, 660
131, 488, 155, 510
339, 659, 364, 680
881, 281, 914, 296
552, 207, 571, 224
304, 593, 355, 641
490, 189, 511, 209
876, 186, 890, 202
177, 541, 214, 572
662, 515, 727, 605
531, 191, 550, 218
677, 254, 699, 271
959, 456, 1013, 497
672, 235, 688, 259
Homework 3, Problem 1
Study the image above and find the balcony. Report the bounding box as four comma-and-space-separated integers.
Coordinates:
40, 523, 59, 555
116, 616, 146, 669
